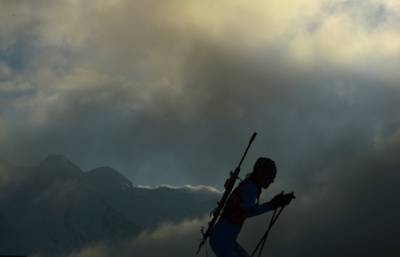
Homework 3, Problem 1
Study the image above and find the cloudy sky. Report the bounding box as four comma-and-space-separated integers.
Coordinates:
1, 0, 400, 256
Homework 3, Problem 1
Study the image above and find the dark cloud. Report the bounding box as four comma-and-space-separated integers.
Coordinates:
1, 36, 400, 186
1, 1, 400, 256
9, 45, 400, 256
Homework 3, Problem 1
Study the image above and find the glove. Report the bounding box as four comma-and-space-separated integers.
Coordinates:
268, 191, 295, 209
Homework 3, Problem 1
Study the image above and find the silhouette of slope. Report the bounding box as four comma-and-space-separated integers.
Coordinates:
0, 155, 218, 256
0, 155, 140, 256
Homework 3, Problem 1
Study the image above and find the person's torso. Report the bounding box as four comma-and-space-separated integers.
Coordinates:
220, 179, 260, 226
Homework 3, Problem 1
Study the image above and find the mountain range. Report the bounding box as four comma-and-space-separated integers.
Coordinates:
0, 154, 219, 256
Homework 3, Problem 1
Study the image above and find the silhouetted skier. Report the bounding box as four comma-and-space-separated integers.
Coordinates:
209, 157, 294, 257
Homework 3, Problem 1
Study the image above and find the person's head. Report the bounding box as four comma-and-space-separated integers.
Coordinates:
250, 157, 277, 189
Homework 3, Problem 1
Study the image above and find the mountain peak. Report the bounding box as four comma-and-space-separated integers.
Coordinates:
87, 166, 125, 178
85, 166, 133, 191
39, 154, 82, 177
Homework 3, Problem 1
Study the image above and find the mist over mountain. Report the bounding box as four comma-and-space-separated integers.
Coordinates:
0, 154, 219, 256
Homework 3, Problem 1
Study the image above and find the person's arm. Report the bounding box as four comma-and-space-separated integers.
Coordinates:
239, 183, 272, 217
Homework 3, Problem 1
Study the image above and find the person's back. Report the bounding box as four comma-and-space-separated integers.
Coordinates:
209, 157, 294, 257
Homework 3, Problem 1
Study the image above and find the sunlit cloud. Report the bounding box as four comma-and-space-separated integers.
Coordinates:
135, 184, 221, 193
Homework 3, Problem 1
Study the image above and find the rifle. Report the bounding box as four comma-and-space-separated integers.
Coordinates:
196, 132, 257, 254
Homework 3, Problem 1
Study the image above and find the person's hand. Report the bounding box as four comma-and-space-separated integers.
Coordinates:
268, 191, 295, 209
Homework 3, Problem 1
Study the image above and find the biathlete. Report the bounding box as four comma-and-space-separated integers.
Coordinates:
209, 157, 294, 257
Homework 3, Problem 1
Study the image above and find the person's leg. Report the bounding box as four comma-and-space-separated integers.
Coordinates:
209, 220, 243, 257
210, 235, 235, 257
231, 241, 250, 257
210, 236, 250, 257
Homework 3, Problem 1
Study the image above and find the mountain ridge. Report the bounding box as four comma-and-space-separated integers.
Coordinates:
0, 154, 218, 257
